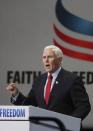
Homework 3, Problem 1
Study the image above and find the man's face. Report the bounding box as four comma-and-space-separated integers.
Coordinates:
42, 48, 62, 73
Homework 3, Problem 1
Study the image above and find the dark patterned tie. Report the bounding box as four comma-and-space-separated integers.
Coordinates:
45, 74, 53, 105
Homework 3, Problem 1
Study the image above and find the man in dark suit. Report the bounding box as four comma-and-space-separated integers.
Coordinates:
6, 45, 91, 121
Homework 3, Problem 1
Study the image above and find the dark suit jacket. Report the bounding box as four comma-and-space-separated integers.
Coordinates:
12, 68, 91, 120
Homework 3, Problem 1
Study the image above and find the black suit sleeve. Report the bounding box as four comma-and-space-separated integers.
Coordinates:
11, 92, 26, 105
11, 87, 37, 106
11, 78, 38, 106
70, 76, 91, 120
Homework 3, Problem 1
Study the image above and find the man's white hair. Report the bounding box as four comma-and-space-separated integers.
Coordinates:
44, 45, 63, 58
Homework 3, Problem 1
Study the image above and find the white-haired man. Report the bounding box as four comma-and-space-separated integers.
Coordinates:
6, 45, 91, 121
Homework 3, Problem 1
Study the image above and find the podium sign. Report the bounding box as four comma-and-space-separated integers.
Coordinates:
0, 106, 30, 131
0, 106, 29, 120
0, 106, 81, 131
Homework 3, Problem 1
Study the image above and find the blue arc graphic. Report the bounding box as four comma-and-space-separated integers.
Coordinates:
55, 0, 93, 36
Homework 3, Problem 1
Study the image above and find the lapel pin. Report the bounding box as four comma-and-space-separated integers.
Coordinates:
56, 81, 59, 84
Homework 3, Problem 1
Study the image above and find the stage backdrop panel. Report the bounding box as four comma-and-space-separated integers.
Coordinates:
0, 0, 93, 128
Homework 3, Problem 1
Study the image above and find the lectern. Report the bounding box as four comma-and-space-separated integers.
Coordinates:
0, 106, 81, 131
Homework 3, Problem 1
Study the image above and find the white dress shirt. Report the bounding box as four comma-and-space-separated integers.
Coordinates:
44, 67, 61, 98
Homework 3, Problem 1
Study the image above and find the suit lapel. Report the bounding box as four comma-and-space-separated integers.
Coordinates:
38, 74, 47, 107
39, 68, 66, 107
48, 68, 64, 106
